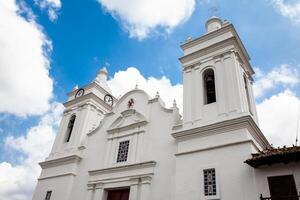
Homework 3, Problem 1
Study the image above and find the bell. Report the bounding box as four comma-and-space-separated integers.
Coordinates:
206, 75, 213, 83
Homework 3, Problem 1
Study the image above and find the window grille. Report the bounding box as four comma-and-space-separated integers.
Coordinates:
203, 168, 217, 196
117, 140, 130, 162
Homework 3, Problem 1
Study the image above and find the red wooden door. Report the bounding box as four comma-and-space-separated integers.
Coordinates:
107, 189, 129, 200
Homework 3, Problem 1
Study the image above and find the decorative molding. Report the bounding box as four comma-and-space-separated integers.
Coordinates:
172, 124, 183, 130
64, 93, 112, 112
67, 81, 117, 101
89, 161, 156, 176
180, 23, 250, 61
87, 182, 104, 190
39, 154, 82, 169
38, 172, 76, 180
171, 115, 270, 149
107, 121, 147, 134
175, 139, 259, 156
130, 178, 140, 186
140, 176, 152, 184
107, 109, 148, 134
180, 36, 253, 76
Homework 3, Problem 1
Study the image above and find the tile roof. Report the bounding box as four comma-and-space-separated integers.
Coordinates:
245, 146, 300, 168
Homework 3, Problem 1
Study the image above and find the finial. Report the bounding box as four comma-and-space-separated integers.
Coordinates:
72, 85, 78, 91
99, 67, 108, 75
173, 99, 177, 108
135, 84, 138, 89
156, 91, 160, 98
94, 66, 112, 93
96, 67, 109, 82
186, 36, 193, 42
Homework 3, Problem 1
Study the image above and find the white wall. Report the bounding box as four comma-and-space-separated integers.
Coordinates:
174, 142, 258, 200
254, 163, 300, 198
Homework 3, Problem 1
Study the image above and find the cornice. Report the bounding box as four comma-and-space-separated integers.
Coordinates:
39, 154, 82, 169
67, 82, 116, 100
107, 121, 147, 134
38, 172, 76, 180
175, 140, 259, 156
181, 24, 250, 60
180, 24, 254, 75
172, 115, 270, 149
63, 93, 112, 111
88, 161, 156, 176
180, 37, 253, 75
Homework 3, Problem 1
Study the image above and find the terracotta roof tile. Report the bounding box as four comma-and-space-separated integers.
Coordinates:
245, 146, 300, 168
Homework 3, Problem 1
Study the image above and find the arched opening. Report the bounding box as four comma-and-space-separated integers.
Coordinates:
65, 115, 76, 143
203, 69, 216, 104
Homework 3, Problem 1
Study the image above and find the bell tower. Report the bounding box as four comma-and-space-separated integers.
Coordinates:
180, 16, 258, 128
48, 67, 116, 159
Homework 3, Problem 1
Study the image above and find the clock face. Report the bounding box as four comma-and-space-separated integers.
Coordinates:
104, 94, 113, 106
75, 88, 84, 98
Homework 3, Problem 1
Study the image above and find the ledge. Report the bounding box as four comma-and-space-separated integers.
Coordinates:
38, 172, 76, 180
172, 115, 270, 149
39, 154, 82, 169
89, 161, 156, 176
176, 139, 257, 156
180, 23, 250, 61
107, 121, 147, 134
64, 92, 112, 111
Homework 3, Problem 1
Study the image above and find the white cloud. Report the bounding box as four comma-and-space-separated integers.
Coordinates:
97, 0, 196, 39
34, 0, 62, 21
257, 90, 300, 147
0, 0, 53, 117
0, 102, 64, 200
108, 67, 183, 111
272, 0, 300, 23
253, 64, 299, 97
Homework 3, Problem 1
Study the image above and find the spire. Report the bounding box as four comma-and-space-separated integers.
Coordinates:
96, 67, 108, 81
95, 67, 111, 93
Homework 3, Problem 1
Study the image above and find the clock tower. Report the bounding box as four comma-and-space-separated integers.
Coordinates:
48, 67, 116, 159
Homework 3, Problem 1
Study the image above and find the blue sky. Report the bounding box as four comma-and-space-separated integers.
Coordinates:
0, 0, 300, 199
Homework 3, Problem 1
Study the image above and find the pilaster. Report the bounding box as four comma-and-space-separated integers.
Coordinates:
86, 184, 95, 200
140, 177, 151, 200
129, 178, 139, 200
94, 184, 104, 200
214, 55, 227, 117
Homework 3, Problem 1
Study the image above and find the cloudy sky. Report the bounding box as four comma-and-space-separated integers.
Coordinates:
0, 0, 300, 199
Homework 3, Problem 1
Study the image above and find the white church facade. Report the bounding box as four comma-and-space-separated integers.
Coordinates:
32, 17, 300, 200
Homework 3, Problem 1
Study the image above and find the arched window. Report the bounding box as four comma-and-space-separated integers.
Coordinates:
65, 115, 76, 143
203, 69, 216, 104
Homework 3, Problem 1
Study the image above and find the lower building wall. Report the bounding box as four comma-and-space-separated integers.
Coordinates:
254, 163, 300, 198
32, 175, 75, 200
174, 142, 258, 200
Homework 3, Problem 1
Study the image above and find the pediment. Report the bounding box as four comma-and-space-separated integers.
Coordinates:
107, 109, 148, 134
